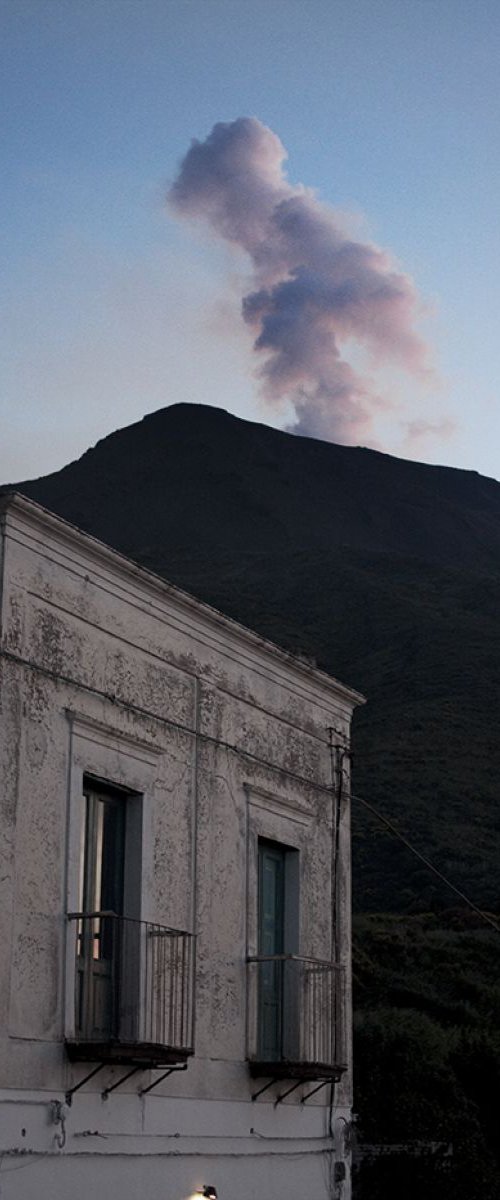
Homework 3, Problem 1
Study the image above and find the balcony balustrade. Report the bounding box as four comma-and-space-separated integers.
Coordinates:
247, 954, 347, 1081
66, 912, 195, 1067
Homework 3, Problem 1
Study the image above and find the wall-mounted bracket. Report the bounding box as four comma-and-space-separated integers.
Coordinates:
139, 1063, 188, 1096
301, 1079, 331, 1103
65, 1063, 106, 1106
251, 1077, 278, 1102
102, 1066, 142, 1099
274, 1079, 303, 1106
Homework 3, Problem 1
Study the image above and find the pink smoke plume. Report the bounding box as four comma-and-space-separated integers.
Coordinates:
168, 117, 431, 443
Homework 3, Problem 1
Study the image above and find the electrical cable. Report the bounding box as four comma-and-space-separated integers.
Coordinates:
2, 647, 498, 933
0, 646, 336, 795
352, 791, 500, 935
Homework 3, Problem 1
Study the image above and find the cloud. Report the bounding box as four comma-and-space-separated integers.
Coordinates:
168, 117, 434, 444
403, 416, 457, 445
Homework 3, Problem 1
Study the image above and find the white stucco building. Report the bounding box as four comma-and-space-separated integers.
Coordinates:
0, 493, 364, 1200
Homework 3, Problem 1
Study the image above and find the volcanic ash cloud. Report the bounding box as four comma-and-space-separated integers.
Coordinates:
168, 117, 431, 444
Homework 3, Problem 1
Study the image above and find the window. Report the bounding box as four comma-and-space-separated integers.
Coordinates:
247, 803, 346, 1080
76, 782, 127, 1041
257, 839, 299, 1062
67, 774, 195, 1065
79, 783, 126, 917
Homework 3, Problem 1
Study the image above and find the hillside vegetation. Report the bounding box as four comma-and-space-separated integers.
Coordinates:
353, 911, 500, 1198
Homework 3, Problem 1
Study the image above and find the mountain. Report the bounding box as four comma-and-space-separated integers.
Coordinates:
4, 402, 500, 912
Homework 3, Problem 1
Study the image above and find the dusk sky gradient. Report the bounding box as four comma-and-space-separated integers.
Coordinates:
3, 0, 500, 481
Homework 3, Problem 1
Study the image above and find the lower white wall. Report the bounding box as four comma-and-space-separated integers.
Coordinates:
0, 1092, 353, 1200
0, 1148, 333, 1200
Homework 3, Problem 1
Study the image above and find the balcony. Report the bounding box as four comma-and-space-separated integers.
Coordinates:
66, 912, 195, 1068
247, 954, 347, 1081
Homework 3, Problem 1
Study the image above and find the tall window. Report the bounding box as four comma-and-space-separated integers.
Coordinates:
76, 781, 127, 1039
68, 775, 195, 1063
79, 784, 126, 916
257, 839, 299, 1061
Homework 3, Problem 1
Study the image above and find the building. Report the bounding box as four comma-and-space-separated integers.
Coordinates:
0, 493, 364, 1200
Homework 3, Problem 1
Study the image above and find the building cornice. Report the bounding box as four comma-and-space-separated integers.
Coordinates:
0, 492, 365, 712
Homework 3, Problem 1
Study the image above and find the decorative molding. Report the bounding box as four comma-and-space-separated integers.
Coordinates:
65, 709, 165, 766
244, 783, 312, 827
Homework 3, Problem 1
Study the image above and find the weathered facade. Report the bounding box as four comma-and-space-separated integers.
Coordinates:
0, 493, 363, 1200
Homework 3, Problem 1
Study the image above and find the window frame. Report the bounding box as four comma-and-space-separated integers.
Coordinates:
63, 714, 160, 1042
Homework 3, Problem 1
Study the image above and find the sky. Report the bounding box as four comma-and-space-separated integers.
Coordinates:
2, 0, 500, 483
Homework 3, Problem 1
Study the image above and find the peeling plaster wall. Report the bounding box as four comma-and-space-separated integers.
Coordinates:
0, 495, 362, 1200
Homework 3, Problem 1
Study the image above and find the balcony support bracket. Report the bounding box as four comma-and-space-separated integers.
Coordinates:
251, 1078, 279, 1102
275, 1079, 303, 1106
139, 1063, 188, 1096
66, 1063, 106, 1106
102, 1066, 142, 1099
301, 1079, 332, 1103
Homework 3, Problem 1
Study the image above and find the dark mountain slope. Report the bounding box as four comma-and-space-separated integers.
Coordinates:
8, 402, 500, 570
5, 402, 500, 912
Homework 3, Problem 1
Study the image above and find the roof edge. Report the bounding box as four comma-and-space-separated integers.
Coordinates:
0, 491, 366, 710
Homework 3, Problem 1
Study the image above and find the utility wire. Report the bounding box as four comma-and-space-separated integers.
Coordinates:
0, 647, 334, 797
352, 791, 500, 935
3, 646, 499, 934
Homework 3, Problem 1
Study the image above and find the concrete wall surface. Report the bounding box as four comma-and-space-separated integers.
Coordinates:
0, 494, 363, 1200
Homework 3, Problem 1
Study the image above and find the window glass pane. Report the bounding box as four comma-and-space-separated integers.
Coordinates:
93, 801, 104, 911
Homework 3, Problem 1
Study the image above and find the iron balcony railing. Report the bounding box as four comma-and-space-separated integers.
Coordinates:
247, 954, 347, 1080
66, 912, 195, 1065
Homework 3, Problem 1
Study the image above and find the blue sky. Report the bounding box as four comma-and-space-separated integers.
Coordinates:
3, 0, 500, 481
